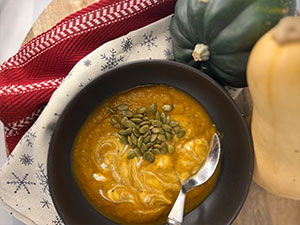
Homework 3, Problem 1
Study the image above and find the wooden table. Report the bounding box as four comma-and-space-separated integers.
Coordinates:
22, 1, 300, 224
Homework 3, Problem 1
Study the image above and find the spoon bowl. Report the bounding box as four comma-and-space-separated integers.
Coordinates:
167, 133, 221, 225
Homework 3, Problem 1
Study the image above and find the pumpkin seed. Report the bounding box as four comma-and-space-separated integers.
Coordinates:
166, 132, 173, 141
143, 151, 155, 163
107, 106, 116, 114
117, 104, 129, 111
143, 116, 149, 121
162, 104, 174, 112
160, 143, 168, 154
166, 116, 170, 124
133, 127, 140, 137
168, 144, 175, 154
177, 128, 186, 138
139, 125, 149, 134
131, 133, 137, 145
170, 120, 179, 127
111, 115, 119, 123
157, 134, 166, 142
137, 136, 143, 148
162, 124, 173, 132
144, 135, 151, 143
150, 134, 157, 142
152, 128, 160, 134
118, 128, 132, 136
131, 118, 143, 124
161, 112, 167, 123
134, 148, 142, 156
127, 136, 132, 145
174, 126, 181, 133
121, 117, 128, 125
133, 113, 144, 118
151, 120, 163, 127
158, 128, 165, 134
153, 144, 161, 149
140, 121, 150, 126
146, 142, 154, 148
119, 135, 128, 144
153, 149, 161, 155
143, 131, 151, 138
149, 103, 157, 114
136, 107, 147, 114
122, 110, 134, 118
141, 143, 147, 153
123, 120, 136, 128
112, 121, 121, 128
127, 151, 136, 159
155, 112, 161, 120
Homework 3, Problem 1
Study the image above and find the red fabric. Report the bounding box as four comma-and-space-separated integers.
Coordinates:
0, 0, 176, 153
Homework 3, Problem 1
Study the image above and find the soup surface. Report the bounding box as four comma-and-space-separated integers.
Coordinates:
72, 85, 218, 224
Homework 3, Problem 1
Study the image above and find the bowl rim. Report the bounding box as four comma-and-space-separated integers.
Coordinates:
48, 59, 254, 225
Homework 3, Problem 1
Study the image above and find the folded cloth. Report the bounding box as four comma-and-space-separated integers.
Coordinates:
0, 0, 176, 154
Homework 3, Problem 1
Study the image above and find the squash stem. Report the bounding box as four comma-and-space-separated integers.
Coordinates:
192, 44, 210, 62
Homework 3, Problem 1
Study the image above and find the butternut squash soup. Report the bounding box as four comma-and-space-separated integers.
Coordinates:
72, 85, 219, 224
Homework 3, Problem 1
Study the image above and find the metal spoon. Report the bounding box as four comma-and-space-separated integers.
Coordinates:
167, 133, 221, 225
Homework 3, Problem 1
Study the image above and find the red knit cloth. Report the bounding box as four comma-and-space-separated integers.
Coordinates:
0, 0, 176, 154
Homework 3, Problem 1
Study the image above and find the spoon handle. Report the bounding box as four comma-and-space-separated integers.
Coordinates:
167, 187, 186, 225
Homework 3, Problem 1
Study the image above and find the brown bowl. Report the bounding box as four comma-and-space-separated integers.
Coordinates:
48, 60, 253, 225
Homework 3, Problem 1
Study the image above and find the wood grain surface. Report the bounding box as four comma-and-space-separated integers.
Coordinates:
21, 1, 300, 224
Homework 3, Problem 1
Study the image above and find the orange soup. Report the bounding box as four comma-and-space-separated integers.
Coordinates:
72, 85, 218, 224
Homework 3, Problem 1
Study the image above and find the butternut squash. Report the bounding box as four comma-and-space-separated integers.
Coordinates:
247, 16, 300, 200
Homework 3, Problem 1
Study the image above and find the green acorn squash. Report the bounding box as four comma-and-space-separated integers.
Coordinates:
170, 0, 296, 87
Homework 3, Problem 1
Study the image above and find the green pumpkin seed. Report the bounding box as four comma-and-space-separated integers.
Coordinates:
158, 128, 165, 134
127, 136, 133, 145
141, 143, 148, 153
143, 116, 149, 121
146, 142, 154, 148
121, 116, 128, 125
150, 134, 157, 142
151, 120, 162, 127
140, 121, 150, 126
118, 128, 132, 136
177, 128, 186, 138
127, 151, 136, 159
137, 136, 143, 148
133, 113, 144, 118
108, 106, 116, 114
123, 120, 136, 128
153, 144, 161, 149
131, 118, 143, 124
134, 148, 142, 156
121, 110, 134, 118
157, 134, 166, 141
119, 135, 128, 144
166, 132, 173, 141
170, 120, 179, 127
139, 125, 149, 134
162, 104, 174, 112
111, 115, 119, 123
161, 112, 167, 123
112, 122, 121, 128
174, 126, 181, 133
152, 128, 160, 134
149, 103, 157, 114
131, 133, 137, 145
160, 143, 168, 154
153, 149, 161, 155
166, 116, 170, 124
144, 135, 151, 143
155, 111, 161, 120
136, 107, 147, 114
117, 104, 129, 111
143, 131, 150, 138
168, 144, 175, 154
143, 151, 155, 163
133, 127, 140, 137
162, 124, 173, 132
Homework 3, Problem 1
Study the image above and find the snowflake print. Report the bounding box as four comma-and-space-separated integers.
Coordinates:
163, 48, 174, 60
7, 153, 14, 165
165, 35, 172, 43
83, 59, 92, 67
52, 216, 63, 225
19, 154, 33, 166
100, 49, 124, 72
36, 163, 49, 194
121, 37, 133, 53
40, 198, 51, 209
7, 173, 36, 194
22, 129, 36, 147
141, 31, 158, 50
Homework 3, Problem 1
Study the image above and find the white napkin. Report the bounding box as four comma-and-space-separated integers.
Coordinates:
0, 15, 241, 225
